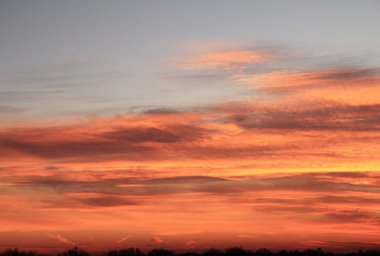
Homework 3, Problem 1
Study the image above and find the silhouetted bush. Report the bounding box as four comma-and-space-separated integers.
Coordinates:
177, 252, 201, 256
3, 247, 380, 256
225, 248, 248, 256
59, 248, 90, 256
147, 249, 173, 256
107, 248, 144, 256
255, 248, 273, 256
203, 249, 225, 256
2, 249, 37, 256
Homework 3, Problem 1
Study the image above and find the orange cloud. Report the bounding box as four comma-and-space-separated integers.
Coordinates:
235, 68, 380, 105
47, 233, 76, 247
1, 171, 380, 251
2, 47, 380, 252
117, 236, 130, 243
185, 240, 197, 248
1, 98, 380, 175
151, 236, 164, 244
182, 50, 268, 70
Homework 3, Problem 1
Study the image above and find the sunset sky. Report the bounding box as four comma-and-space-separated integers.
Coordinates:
1, 0, 380, 253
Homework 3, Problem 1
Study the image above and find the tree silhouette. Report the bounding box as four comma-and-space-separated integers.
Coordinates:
2, 249, 37, 256
3, 247, 380, 256
147, 249, 173, 256
107, 248, 144, 256
203, 249, 224, 256
225, 247, 248, 256
59, 248, 90, 256
256, 249, 273, 256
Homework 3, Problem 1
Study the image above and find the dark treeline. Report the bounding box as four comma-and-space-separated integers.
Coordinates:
1, 247, 380, 256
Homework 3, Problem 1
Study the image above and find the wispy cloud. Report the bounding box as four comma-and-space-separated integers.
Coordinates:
2, 43, 380, 252
117, 236, 131, 244
47, 233, 76, 247
150, 236, 164, 244
181, 50, 269, 70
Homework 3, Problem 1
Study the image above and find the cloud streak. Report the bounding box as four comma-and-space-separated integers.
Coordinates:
2, 44, 380, 252
181, 50, 269, 70
47, 233, 76, 247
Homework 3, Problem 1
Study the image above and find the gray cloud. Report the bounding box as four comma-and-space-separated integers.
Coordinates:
9, 172, 380, 198
79, 196, 139, 207
218, 102, 380, 131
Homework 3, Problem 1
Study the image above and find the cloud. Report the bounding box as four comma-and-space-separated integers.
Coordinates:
177, 44, 380, 108
185, 240, 197, 248
2, 57, 380, 169
103, 127, 181, 143
237, 68, 380, 90
181, 50, 269, 70
219, 102, 380, 131
103, 124, 210, 143
315, 195, 380, 205
142, 108, 181, 115
79, 196, 138, 207
1, 171, 379, 251
150, 236, 164, 244
0, 135, 154, 161
117, 236, 131, 243
1, 96, 380, 178
8, 172, 380, 202
234, 67, 380, 106
0, 118, 213, 162
0, 109, 311, 164
47, 233, 76, 247
323, 209, 378, 224
3, 42, 380, 252
145, 176, 227, 184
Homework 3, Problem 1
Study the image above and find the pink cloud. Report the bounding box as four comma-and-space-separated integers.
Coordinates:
47, 233, 76, 247
151, 236, 164, 244
181, 50, 268, 70
117, 236, 131, 243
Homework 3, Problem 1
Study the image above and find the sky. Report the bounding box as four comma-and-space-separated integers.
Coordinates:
1, 0, 380, 253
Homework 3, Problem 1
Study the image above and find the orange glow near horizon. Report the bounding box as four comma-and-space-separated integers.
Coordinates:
1, 44, 380, 253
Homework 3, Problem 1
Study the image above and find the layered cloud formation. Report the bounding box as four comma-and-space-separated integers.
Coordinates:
1, 45, 380, 252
